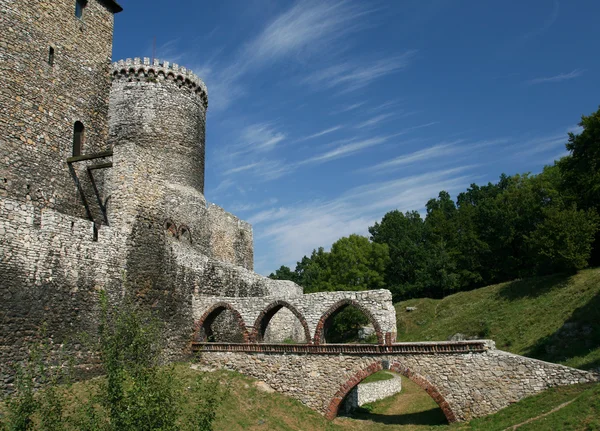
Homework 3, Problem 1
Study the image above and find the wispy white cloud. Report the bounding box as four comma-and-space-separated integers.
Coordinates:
241, 0, 370, 71
194, 1, 373, 111
303, 51, 418, 92
236, 123, 286, 153
297, 125, 343, 142
331, 102, 365, 114
515, 126, 580, 157
355, 113, 395, 129
362, 138, 505, 173
524, 0, 559, 39
298, 136, 390, 165
527, 69, 585, 85
251, 167, 476, 273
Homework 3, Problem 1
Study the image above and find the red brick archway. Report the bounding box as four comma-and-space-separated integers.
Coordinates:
325, 360, 457, 422
192, 302, 249, 343
313, 299, 384, 345
250, 300, 312, 344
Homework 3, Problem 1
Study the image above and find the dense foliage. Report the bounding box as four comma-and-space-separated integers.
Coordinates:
270, 106, 600, 302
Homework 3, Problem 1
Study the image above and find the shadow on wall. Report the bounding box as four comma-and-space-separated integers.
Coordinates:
525, 289, 600, 370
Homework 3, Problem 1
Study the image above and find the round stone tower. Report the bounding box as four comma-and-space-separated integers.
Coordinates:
107, 57, 209, 233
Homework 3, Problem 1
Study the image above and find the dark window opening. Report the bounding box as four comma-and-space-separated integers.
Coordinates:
73, 121, 84, 156
48, 47, 54, 66
75, 0, 86, 18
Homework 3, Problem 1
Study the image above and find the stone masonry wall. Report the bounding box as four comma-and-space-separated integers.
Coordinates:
0, 197, 125, 389
0, 0, 116, 218
342, 372, 402, 412
197, 346, 599, 422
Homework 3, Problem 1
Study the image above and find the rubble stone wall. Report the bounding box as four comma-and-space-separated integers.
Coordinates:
198, 347, 599, 422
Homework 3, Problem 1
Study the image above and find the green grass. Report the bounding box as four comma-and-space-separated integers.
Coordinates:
360, 371, 395, 384
396, 267, 600, 370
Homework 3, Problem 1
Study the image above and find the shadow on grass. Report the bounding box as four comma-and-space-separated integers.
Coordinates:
524, 290, 600, 369
350, 407, 448, 426
496, 272, 572, 301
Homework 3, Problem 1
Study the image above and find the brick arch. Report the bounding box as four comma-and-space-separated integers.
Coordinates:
250, 301, 312, 344
192, 302, 249, 343
325, 360, 457, 423
313, 299, 384, 345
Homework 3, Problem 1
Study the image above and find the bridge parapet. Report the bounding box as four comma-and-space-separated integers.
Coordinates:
192, 289, 397, 344
192, 340, 494, 355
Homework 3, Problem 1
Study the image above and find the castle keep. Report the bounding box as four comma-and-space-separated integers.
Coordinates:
0, 0, 397, 390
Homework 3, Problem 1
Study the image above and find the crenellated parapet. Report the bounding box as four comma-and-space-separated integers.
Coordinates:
111, 57, 208, 108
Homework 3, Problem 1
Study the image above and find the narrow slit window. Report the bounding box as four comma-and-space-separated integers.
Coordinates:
75, 0, 86, 18
48, 47, 54, 66
73, 121, 84, 156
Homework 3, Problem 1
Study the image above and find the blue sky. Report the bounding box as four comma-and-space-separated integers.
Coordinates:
112, 0, 600, 275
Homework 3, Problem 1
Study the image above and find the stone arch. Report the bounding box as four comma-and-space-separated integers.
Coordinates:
313, 299, 384, 345
250, 301, 311, 344
325, 360, 456, 423
193, 302, 249, 343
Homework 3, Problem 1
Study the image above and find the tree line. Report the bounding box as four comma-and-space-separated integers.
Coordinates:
270, 107, 600, 302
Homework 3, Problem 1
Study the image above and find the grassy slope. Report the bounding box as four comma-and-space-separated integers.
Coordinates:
395, 267, 600, 370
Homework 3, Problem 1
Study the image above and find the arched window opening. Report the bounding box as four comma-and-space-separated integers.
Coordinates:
72, 121, 84, 156
164, 220, 177, 237
179, 225, 192, 243
48, 47, 54, 66
75, 0, 86, 18
316, 300, 383, 345
195, 305, 247, 343
254, 303, 310, 344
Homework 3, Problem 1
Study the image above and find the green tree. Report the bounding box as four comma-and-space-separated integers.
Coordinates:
327, 234, 390, 291
268, 265, 299, 284
369, 210, 427, 300
557, 107, 600, 264
293, 247, 332, 292
527, 205, 600, 274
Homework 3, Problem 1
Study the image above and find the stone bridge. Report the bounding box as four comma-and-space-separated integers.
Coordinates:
192, 289, 397, 345
193, 341, 599, 422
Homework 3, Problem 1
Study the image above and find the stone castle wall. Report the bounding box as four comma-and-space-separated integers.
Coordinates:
0, 195, 299, 389
0, 0, 115, 217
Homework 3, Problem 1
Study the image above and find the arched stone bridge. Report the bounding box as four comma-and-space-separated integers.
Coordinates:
192, 289, 397, 345
193, 341, 599, 422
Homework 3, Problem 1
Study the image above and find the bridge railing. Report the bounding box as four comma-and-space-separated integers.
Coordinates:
191, 340, 492, 355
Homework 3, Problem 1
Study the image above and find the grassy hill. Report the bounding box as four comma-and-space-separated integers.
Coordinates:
395, 267, 600, 371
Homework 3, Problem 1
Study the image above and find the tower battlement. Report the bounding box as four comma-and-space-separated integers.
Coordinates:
111, 57, 208, 108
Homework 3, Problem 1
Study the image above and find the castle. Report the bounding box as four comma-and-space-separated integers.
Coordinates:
0, 0, 397, 391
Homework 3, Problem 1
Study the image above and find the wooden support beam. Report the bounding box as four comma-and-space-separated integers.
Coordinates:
67, 150, 113, 164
